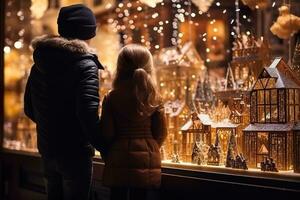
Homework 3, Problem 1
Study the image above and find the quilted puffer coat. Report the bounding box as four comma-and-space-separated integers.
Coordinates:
24, 35, 103, 158
100, 82, 167, 188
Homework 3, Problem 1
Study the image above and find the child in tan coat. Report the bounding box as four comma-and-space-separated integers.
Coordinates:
100, 44, 167, 200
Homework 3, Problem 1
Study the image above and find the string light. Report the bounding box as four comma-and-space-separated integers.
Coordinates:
4, 46, 11, 54
118, 3, 124, 8
14, 41, 23, 49
127, 2, 132, 7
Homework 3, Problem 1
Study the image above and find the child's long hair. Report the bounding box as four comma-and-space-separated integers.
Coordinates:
113, 44, 160, 115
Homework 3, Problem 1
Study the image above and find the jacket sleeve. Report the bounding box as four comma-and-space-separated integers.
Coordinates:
151, 106, 168, 147
24, 66, 36, 122
75, 59, 102, 152
99, 94, 115, 157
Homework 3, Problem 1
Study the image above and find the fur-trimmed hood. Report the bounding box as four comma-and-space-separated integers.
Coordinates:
32, 35, 97, 54
32, 35, 103, 73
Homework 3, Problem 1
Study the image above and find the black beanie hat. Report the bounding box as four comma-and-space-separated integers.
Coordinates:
57, 4, 97, 40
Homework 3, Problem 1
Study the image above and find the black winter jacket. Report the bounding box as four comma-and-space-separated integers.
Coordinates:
24, 35, 103, 158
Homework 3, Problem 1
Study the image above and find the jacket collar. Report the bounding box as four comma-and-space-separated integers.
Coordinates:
32, 35, 104, 69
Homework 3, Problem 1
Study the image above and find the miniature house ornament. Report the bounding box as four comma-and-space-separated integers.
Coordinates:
243, 57, 300, 171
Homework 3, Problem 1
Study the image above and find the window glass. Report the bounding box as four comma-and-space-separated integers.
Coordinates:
3, 0, 300, 177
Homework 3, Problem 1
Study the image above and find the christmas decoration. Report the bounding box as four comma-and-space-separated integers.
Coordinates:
225, 131, 238, 167
194, 69, 215, 112
191, 140, 209, 165
181, 112, 212, 162
30, 0, 48, 19
207, 132, 222, 165
231, 34, 270, 88
292, 33, 300, 79
192, 0, 214, 13
140, 0, 163, 8
3, 0, 300, 176
270, 5, 300, 39
224, 65, 237, 91
261, 157, 278, 172
241, 0, 269, 10
243, 57, 300, 170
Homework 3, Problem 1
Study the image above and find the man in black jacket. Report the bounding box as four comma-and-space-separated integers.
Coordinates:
24, 4, 103, 200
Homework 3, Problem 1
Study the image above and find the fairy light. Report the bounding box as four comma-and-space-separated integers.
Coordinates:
4, 46, 11, 54
118, 3, 124, 8
152, 13, 159, 18
18, 29, 25, 36
118, 13, 123, 18
107, 18, 114, 23
171, 0, 180, 46
124, 9, 129, 17
14, 41, 23, 49
235, 0, 241, 36
105, 3, 112, 9
272, 2, 276, 7
127, 2, 132, 8
216, 2, 221, 6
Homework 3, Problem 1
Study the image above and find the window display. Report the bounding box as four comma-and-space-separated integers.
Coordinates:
2, 0, 300, 178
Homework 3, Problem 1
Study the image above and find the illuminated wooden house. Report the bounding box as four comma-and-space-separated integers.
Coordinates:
211, 120, 239, 164
164, 100, 190, 160
154, 41, 206, 102
156, 42, 206, 161
243, 57, 300, 170
294, 123, 300, 173
229, 96, 250, 152
193, 69, 215, 113
215, 64, 249, 107
231, 35, 271, 90
180, 112, 212, 162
